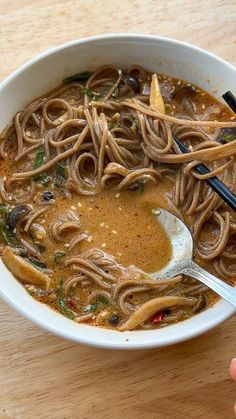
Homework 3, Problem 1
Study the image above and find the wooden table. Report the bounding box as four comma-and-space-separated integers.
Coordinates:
0, 1, 236, 417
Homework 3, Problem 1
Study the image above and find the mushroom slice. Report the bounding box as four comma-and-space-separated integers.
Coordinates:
2, 246, 50, 290
150, 74, 165, 114
119, 295, 197, 331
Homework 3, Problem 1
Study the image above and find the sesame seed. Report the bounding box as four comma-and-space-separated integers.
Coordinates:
87, 236, 92, 242
71, 205, 76, 210
117, 252, 122, 257
88, 207, 93, 211
152, 209, 161, 215
64, 243, 70, 248
201, 104, 206, 110
177, 80, 181, 85
112, 230, 117, 234
230, 116, 236, 120
105, 225, 109, 229
118, 207, 122, 211
115, 193, 120, 198
201, 92, 206, 96
77, 202, 82, 207
101, 243, 106, 248
100, 222, 105, 227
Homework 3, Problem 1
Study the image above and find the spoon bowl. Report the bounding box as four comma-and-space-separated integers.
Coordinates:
151, 208, 236, 309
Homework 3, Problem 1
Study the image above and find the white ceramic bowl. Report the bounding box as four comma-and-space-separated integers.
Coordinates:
0, 34, 235, 349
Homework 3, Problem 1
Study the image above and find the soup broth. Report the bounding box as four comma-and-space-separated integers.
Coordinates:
0, 65, 236, 331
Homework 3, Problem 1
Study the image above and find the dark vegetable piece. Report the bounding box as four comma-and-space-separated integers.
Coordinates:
164, 309, 171, 315
33, 150, 51, 185
27, 257, 47, 271
6, 204, 30, 229
150, 311, 165, 324
193, 294, 206, 313
57, 279, 75, 319
122, 74, 140, 93
109, 314, 119, 326
42, 191, 54, 201
53, 251, 67, 264
63, 71, 93, 83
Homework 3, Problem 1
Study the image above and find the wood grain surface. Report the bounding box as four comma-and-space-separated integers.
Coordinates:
0, 1, 236, 418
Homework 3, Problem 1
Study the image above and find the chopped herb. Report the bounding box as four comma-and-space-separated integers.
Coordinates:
80, 87, 100, 100
111, 87, 120, 98
83, 296, 108, 313
0, 204, 8, 216
42, 191, 54, 201
26, 257, 47, 271
0, 226, 17, 246
63, 71, 93, 83
84, 303, 98, 313
57, 279, 75, 320
32, 150, 51, 185
137, 180, 145, 193
54, 163, 67, 188
0, 220, 18, 246
33, 149, 45, 169
98, 296, 108, 305
221, 134, 235, 143
56, 162, 66, 178
53, 251, 67, 264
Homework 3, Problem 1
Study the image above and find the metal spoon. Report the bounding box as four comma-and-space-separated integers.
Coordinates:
151, 208, 236, 308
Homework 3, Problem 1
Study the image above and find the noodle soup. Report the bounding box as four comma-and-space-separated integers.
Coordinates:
0, 65, 236, 331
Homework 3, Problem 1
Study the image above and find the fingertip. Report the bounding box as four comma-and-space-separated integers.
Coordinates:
230, 359, 236, 381
234, 402, 236, 414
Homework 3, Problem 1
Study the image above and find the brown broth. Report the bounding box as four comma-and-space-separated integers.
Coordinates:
0, 67, 235, 331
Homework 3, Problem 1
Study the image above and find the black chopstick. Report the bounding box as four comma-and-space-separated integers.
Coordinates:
222, 91, 236, 113
173, 134, 236, 211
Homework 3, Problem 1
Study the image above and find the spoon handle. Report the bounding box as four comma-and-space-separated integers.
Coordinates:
182, 261, 236, 308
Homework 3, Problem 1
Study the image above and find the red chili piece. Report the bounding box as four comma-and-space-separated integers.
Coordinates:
66, 298, 78, 311
150, 311, 165, 324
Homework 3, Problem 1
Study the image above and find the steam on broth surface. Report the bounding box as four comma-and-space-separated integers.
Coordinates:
0, 65, 236, 331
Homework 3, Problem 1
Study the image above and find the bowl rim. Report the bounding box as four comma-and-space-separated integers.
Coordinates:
0, 33, 235, 349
